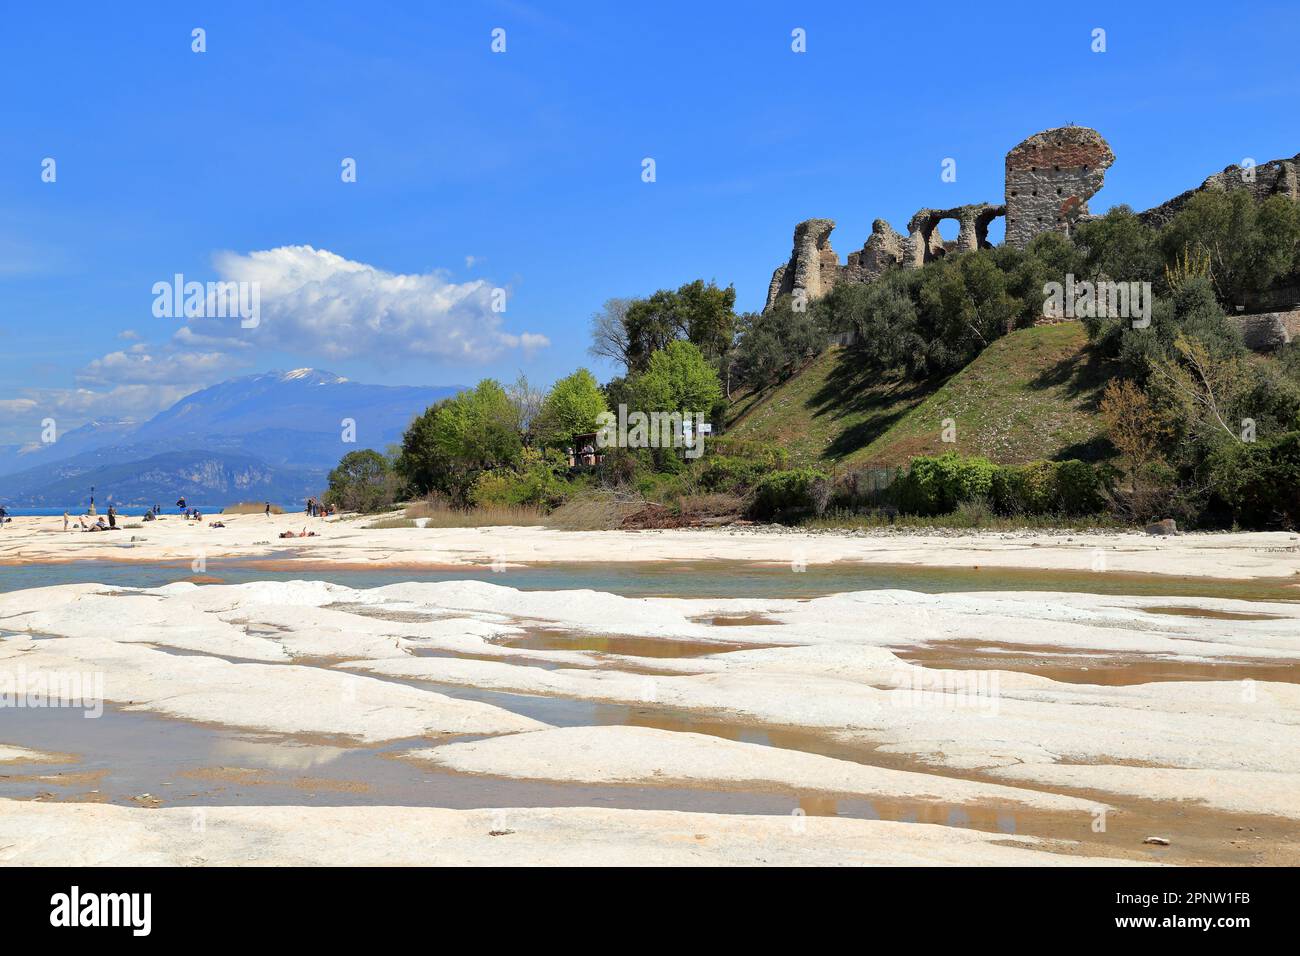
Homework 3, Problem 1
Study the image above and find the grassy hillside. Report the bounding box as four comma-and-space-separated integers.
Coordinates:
726, 323, 1113, 468
725, 347, 934, 466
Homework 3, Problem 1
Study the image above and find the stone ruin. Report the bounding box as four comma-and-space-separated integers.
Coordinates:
763, 125, 1300, 346
765, 218, 839, 307
1138, 153, 1299, 229
765, 126, 1116, 311
1003, 126, 1114, 248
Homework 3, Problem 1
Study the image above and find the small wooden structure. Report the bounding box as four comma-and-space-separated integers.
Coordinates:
567, 432, 604, 468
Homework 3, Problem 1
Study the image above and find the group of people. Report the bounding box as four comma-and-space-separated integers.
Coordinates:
305, 497, 333, 518
66, 505, 122, 532
59, 501, 175, 531
3, 495, 334, 534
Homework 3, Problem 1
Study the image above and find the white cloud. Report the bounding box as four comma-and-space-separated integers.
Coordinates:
78, 346, 245, 387
0, 398, 39, 416
179, 245, 549, 362
0, 384, 194, 444
118, 329, 141, 341
0, 344, 244, 444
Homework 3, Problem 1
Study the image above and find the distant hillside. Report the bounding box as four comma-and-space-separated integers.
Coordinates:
0, 450, 316, 509
726, 323, 1112, 468
0, 419, 138, 477
0, 369, 462, 507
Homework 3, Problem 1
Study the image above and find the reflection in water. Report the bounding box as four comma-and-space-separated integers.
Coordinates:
0, 703, 1003, 836
6, 558, 1299, 602
211, 738, 349, 771
897, 639, 1300, 685
1139, 605, 1284, 621
501, 628, 764, 659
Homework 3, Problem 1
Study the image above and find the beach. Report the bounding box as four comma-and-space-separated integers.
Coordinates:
1, 514, 1298, 865
3, 512, 1299, 579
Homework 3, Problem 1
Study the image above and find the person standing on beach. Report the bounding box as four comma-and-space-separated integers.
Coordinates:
63, 511, 70, 531
265, 501, 271, 516
107, 505, 116, 529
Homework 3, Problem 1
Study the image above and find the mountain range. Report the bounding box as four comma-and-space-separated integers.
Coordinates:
0, 370, 459, 508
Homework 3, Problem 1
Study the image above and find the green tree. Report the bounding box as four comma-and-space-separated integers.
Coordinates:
916, 251, 1018, 372
535, 368, 609, 446
325, 449, 398, 513
1073, 206, 1162, 287
1161, 190, 1300, 305
395, 379, 523, 502
629, 340, 724, 416
622, 280, 737, 371
733, 301, 825, 388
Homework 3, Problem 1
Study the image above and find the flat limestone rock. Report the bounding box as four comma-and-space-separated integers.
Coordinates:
0, 800, 1145, 867
407, 725, 1109, 814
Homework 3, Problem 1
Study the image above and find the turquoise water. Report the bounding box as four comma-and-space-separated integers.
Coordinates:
3, 557, 1296, 601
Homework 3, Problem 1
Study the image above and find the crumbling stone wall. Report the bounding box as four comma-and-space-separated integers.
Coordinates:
765, 218, 840, 311
762, 125, 1297, 319
1004, 127, 1114, 248
1138, 154, 1300, 229
1230, 309, 1300, 351
844, 219, 907, 284
763, 128, 1098, 310
905, 203, 1005, 267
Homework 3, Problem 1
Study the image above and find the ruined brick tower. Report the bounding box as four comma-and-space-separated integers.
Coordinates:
1003, 126, 1115, 248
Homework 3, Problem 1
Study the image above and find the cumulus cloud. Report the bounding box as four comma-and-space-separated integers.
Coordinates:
78, 344, 245, 388
179, 245, 549, 362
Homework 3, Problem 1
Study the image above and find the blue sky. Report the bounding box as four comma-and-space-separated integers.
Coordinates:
1, 0, 1298, 443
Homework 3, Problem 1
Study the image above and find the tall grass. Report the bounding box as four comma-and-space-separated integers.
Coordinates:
396, 500, 547, 527
545, 493, 641, 530
222, 501, 285, 515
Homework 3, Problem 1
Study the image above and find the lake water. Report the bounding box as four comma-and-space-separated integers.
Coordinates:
4, 557, 1297, 602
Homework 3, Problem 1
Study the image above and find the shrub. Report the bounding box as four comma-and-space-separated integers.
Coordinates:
697, 455, 771, 493
1054, 459, 1109, 514
990, 459, 1109, 516
896, 454, 995, 516
1206, 431, 1300, 528
593, 448, 646, 487
468, 448, 570, 510
751, 467, 829, 520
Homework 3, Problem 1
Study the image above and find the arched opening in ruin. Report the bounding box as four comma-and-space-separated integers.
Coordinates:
974, 206, 1005, 248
